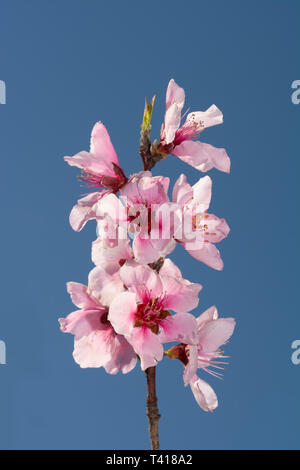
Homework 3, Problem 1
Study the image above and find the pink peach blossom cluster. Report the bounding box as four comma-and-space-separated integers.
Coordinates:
59, 79, 236, 416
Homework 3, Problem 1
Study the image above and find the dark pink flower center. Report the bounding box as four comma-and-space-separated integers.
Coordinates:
173, 122, 200, 146
100, 311, 110, 325
134, 298, 170, 334
159, 121, 201, 154
78, 163, 127, 193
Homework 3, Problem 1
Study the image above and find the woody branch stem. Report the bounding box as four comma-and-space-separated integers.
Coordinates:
145, 366, 161, 450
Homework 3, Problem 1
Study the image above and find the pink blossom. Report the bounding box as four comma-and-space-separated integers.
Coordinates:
95, 192, 129, 243
64, 122, 127, 231
58, 273, 136, 374
159, 79, 230, 173
167, 306, 235, 411
95, 171, 177, 264
61, 79, 236, 430
172, 173, 230, 270
91, 236, 133, 275
108, 260, 202, 370
120, 171, 170, 206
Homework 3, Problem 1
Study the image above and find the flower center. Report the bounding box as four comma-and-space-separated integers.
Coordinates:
192, 212, 208, 231
78, 163, 127, 192
100, 311, 110, 325
191, 211, 216, 242
79, 171, 104, 189
173, 122, 200, 146
134, 298, 170, 334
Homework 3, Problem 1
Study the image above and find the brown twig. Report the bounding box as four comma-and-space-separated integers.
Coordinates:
145, 366, 161, 450
144, 256, 164, 449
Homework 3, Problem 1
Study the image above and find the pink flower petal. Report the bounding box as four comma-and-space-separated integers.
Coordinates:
90, 122, 119, 167
132, 236, 157, 265
119, 261, 163, 302
192, 175, 212, 210
138, 174, 170, 204
129, 326, 164, 371
186, 104, 223, 131
66, 282, 98, 309
163, 79, 185, 144
159, 313, 198, 345
132, 234, 175, 265
88, 266, 124, 307
119, 171, 150, 202
196, 305, 219, 330
183, 345, 198, 386
59, 309, 103, 338
73, 329, 114, 368
162, 275, 202, 313
69, 191, 108, 232
108, 291, 137, 337
159, 258, 182, 279
190, 375, 218, 412
121, 172, 170, 206
173, 140, 230, 173
185, 241, 224, 271
116, 335, 137, 374
172, 174, 193, 206
197, 317, 236, 353
92, 237, 133, 274
64, 151, 113, 178
166, 79, 185, 110
95, 192, 127, 225
164, 103, 183, 144
64, 123, 120, 179
203, 214, 230, 243
103, 334, 137, 375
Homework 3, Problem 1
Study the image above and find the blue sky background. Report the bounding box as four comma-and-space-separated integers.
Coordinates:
0, 0, 299, 450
